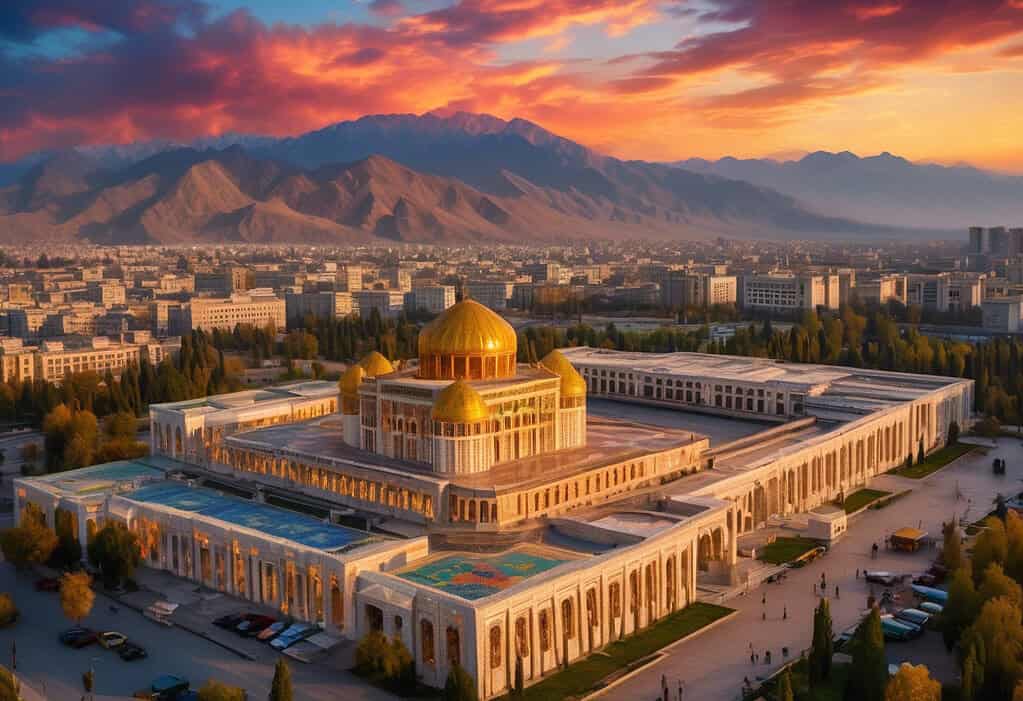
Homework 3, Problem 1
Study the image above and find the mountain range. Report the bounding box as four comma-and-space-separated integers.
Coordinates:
676, 152, 1023, 230
0, 112, 995, 245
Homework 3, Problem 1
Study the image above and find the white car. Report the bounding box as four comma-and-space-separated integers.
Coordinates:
864, 571, 902, 586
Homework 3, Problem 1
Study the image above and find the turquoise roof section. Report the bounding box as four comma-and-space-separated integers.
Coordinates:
35, 459, 165, 496
124, 481, 374, 552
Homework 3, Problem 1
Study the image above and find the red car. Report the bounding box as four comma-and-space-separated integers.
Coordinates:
34, 577, 60, 592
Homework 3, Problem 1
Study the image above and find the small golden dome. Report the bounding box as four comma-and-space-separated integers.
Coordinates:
540, 349, 587, 398
358, 351, 394, 377
431, 379, 490, 424
339, 364, 365, 398
418, 299, 517, 359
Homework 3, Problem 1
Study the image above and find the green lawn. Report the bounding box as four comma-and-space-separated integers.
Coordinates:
892, 442, 975, 479
759, 537, 820, 565
842, 488, 891, 514
512, 602, 733, 701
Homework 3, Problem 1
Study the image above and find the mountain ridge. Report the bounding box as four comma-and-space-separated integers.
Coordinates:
0, 113, 932, 244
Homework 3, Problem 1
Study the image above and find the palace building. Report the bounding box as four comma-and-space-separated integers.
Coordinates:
13, 299, 974, 700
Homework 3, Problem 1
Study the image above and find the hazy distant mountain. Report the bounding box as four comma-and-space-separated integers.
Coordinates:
0, 113, 909, 244
675, 151, 1023, 229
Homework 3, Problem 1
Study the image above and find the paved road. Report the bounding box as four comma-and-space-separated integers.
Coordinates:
606, 437, 1013, 701
0, 564, 395, 700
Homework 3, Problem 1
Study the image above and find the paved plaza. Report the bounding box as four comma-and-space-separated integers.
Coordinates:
606, 436, 1011, 701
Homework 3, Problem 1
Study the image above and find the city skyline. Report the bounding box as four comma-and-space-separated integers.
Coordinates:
3, 0, 1023, 171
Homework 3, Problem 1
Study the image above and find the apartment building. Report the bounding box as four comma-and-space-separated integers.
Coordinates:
465, 281, 514, 310
353, 290, 404, 319
337, 264, 363, 292
175, 290, 285, 333
0, 334, 178, 384
661, 272, 737, 308
982, 296, 1023, 333
741, 273, 837, 312
404, 285, 455, 314
854, 275, 906, 305
285, 291, 355, 326
906, 273, 983, 312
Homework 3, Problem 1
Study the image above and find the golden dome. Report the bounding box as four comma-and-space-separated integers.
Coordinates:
419, 300, 516, 358
339, 365, 365, 397
431, 379, 490, 424
418, 299, 518, 380
540, 349, 587, 398
358, 351, 394, 378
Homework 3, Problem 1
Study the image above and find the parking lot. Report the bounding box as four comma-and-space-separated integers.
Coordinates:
0, 563, 394, 700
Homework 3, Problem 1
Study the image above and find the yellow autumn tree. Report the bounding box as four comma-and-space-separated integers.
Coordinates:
885, 663, 940, 701
59, 572, 94, 625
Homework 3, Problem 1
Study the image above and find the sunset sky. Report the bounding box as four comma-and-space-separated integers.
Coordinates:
2, 0, 1023, 170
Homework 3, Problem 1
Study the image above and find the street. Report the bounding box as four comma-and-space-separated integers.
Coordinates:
605, 437, 1010, 701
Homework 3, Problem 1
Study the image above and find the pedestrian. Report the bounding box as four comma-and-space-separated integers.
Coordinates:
782, 646, 788, 658
765, 650, 772, 664
783, 605, 787, 620
762, 610, 766, 621
856, 568, 859, 579
835, 585, 840, 599
750, 651, 755, 666
821, 572, 826, 589
678, 680, 684, 700
762, 592, 766, 606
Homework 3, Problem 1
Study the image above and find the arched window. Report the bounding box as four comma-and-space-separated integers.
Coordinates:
421, 619, 435, 665
539, 611, 551, 652
561, 599, 575, 639
489, 625, 502, 669
446, 626, 461, 666
610, 582, 621, 618
515, 617, 529, 658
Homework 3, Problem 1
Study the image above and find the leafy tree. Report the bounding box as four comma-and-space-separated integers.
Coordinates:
943, 564, 980, 651
980, 563, 1023, 610
0, 665, 19, 701
885, 663, 940, 701
0, 594, 18, 626
809, 597, 833, 684
974, 518, 1010, 584
942, 517, 963, 573
197, 680, 246, 701
50, 508, 82, 570
0, 521, 57, 570
59, 572, 94, 624
355, 630, 391, 677
777, 667, 794, 701
269, 658, 293, 701
87, 522, 140, 587
962, 644, 983, 701
961, 597, 1023, 699
444, 662, 477, 701
845, 607, 887, 701
103, 411, 137, 440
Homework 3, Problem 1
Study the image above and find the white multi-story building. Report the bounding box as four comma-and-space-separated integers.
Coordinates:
741, 273, 837, 312
178, 290, 285, 332
465, 282, 514, 311
404, 285, 456, 314
285, 291, 355, 326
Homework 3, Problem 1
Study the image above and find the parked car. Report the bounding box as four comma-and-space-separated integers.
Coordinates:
919, 601, 944, 615
865, 571, 903, 586
59, 627, 97, 648
34, 577, 60, 592
833, 623, 859, 651
236, 615, 276, 637
895, 608, 931, 629
270, 622, 317, 650
213, 613, 246, 630
134, 675, 189, 701
880, 616, 921, 641
912, 573, 938, 587
99, 631, 128, 649
256, 620, 289, 642
118, 641, 149, 661
911, 584, 949, 605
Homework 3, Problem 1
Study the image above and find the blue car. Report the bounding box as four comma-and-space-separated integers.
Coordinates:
269, 622, 317, 650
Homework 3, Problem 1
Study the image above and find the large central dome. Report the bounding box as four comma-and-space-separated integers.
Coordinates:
418, 299, 518, 380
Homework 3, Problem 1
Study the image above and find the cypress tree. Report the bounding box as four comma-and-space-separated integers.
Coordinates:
269, 658, 292, 701
809, 597, 833, 684
845, 607, 886, 701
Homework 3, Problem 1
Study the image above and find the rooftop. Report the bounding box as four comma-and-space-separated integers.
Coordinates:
152, 380, 337, 415
395, 544, 577, 601
30, 459, 165, 497
122, 481, 377, 553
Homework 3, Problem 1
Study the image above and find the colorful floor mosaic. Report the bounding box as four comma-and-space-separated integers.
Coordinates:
398, 550, 569, 600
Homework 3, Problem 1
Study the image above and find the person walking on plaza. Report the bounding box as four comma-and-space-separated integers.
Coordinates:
783, 605, 788, 620
835, 585, 840, 599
